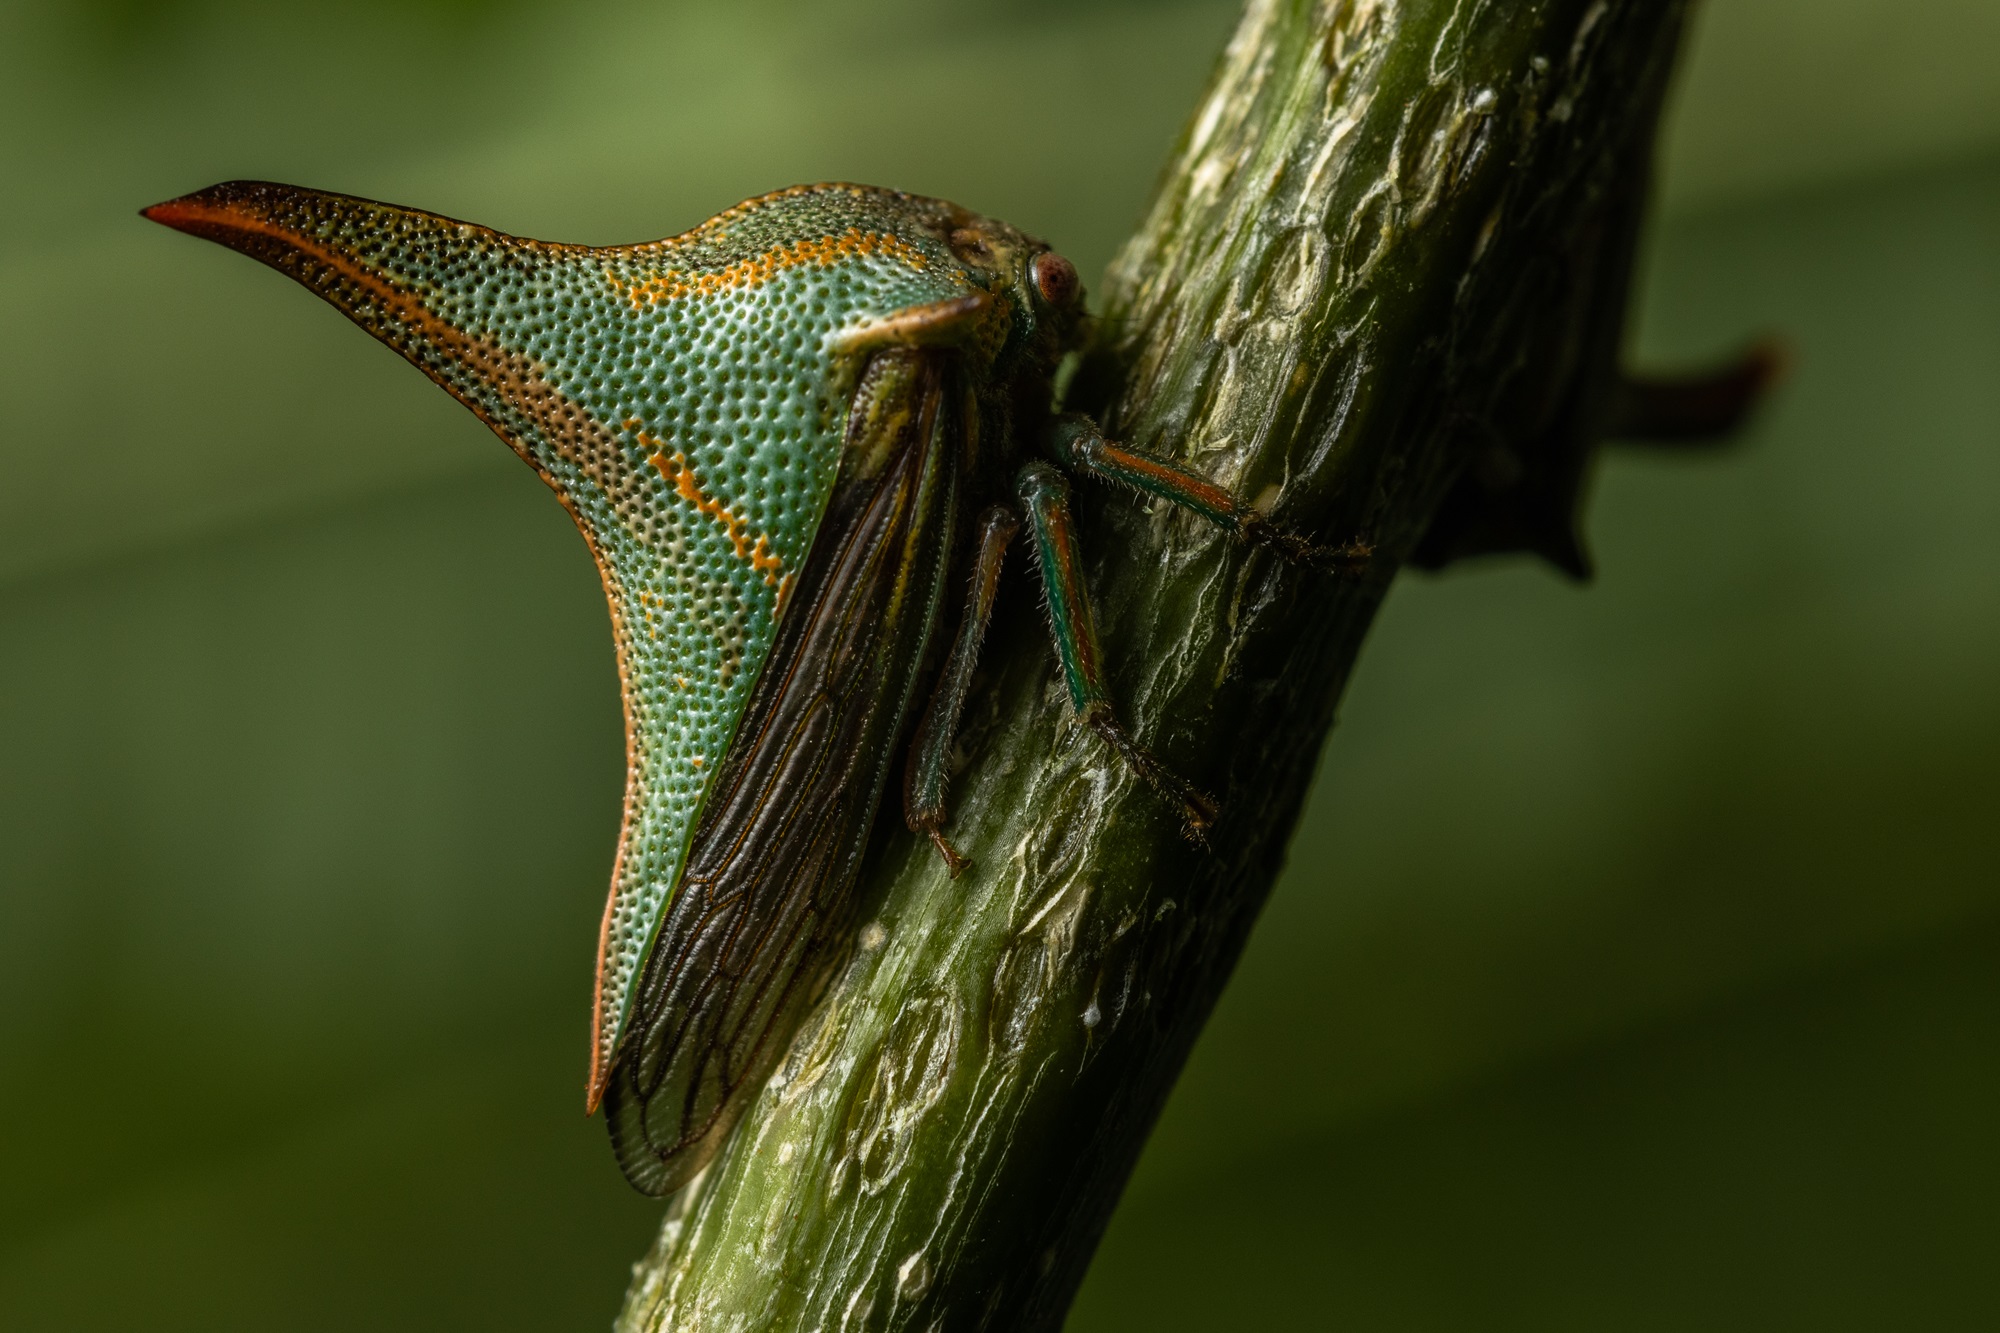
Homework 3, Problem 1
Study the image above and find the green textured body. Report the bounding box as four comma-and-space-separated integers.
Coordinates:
143, 182, 1034, 1100
146, 177, 1258, 1195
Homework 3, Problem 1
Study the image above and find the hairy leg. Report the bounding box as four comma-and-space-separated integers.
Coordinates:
1017, 462, 1216, 837
1045, 414, 1370, 573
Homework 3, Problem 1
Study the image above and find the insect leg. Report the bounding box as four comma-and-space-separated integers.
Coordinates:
1045, 414, 1370, 574
904, 504, 1021, 877
1604, 338, 1788, 443
1017, 462, 1217, 837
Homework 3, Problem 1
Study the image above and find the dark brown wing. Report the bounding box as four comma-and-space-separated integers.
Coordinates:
603, 350, 964, 1196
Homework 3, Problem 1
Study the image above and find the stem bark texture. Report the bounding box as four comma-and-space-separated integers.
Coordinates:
617, 1, 1691, 1327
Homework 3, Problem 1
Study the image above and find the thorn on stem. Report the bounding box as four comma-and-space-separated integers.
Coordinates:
1606, 337, 1791, 444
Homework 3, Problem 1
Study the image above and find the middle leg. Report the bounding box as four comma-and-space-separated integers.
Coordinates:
1017, 461, 1217, 838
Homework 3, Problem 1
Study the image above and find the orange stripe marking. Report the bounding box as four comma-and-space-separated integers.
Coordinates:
613, 228, 928, 308
630, 422, 786, 588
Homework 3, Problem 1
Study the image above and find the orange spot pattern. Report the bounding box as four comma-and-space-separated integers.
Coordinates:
631, 423, 787, 588
614, 228, 929, 308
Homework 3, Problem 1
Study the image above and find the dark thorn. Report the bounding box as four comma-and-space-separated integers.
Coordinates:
1605, 337, 1790, 444
1532, 521, 1593, 582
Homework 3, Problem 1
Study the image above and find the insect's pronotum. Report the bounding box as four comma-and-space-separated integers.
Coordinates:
144, 181, 1363, 1195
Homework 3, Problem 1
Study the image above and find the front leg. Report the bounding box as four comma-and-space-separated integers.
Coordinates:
905, 504, 1020, 877
1017, 462, 1216, 838
1046, 414, 1371, 573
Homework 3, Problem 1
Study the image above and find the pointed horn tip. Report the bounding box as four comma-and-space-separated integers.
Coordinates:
139, 181, 307, 235
140, 185, 247, 235
140, 196, 206, 231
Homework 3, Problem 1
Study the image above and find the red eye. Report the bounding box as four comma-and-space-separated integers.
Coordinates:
1031, 252, 1078, 308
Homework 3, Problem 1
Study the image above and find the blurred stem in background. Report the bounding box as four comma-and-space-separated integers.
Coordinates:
614, 2, 1730, 1326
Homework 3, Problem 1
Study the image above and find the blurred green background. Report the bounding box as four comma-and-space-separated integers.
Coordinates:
2, 0, 1997, 1327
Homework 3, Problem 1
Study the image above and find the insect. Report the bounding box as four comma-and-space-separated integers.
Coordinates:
143, 180, 1362, 1195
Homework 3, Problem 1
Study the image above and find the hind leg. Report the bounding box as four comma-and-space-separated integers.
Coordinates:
1046, 414, 1370, 574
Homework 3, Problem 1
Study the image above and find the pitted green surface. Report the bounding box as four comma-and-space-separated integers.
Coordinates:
153, 182, 990, 1080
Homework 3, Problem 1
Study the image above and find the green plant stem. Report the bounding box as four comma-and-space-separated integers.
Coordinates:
615, 1, 1692, 1327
